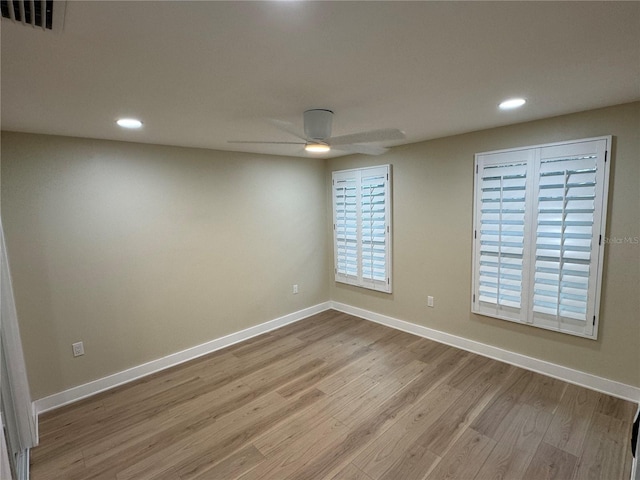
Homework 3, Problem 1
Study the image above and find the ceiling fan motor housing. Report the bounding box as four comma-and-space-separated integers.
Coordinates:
304, 109, 333, 141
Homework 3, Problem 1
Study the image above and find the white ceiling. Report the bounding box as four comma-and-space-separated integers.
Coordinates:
2, 1, 639, 158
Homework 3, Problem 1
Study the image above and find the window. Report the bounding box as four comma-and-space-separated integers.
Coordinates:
472, 137, 610, 339
333, 165, 392, 293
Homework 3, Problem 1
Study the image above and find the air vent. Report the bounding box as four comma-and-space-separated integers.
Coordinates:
1, 0, 65, 31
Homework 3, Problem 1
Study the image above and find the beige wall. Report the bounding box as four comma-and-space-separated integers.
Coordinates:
1, 133, 330, 399
328, 102, 640, 388
2, 102, 638, 401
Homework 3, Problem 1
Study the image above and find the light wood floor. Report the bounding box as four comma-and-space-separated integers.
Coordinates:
31, 310, 637, 480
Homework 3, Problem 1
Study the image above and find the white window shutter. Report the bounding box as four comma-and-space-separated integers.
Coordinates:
528, 139, 609, 337
334, 175, 358, 282
333, 165, 392, 293
473, 137, 610, 339
473, 149, 533, 323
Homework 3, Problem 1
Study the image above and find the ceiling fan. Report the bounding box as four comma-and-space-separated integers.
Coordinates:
229, 109, 405, 155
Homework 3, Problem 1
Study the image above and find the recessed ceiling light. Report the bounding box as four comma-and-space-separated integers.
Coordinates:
499, 98, 527, 110
305, 142, 330, 153
116, 118, 143, 129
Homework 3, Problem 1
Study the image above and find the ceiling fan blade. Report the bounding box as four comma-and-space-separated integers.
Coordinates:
227, 140, 305, 145
332, 144, 389, 156
267, 119, 309, 142
330, 128, 405, 146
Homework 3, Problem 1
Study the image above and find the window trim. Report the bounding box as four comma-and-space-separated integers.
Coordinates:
471, 136, 611, 339
332, 164, 392, 293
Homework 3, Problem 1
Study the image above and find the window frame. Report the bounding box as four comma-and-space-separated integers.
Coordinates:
471, 136, 611, 339
332, 165, 392, 293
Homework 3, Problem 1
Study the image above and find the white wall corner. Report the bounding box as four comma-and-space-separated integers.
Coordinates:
31, 402, 38, 446
0, 414, 12, 480
34, 302, 332, 414
330, 301, 640, 404
632, 405, 640, 480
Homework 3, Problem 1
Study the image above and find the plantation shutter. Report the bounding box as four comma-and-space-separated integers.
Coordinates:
333, 165, 391, 293
473, 149, 533, 322
530, 139, 608, 336
334, 175, 358, 280
361, 171, 388, 285
473, 137, 610, 339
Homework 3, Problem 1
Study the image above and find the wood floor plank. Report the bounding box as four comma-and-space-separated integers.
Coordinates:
518, 372, 567, 414
572, 412, 629, 480
473, 403, 552, 480
444, 354, 493, 390
522, 442, 578, 480
284, 351, 470, 480
473, 440, 535, 480
378, 444, 440, 480
266, 310, 335, 338
237, 353, 326, 390
314, 349, 386, 394
189, 444, 265, 480
37, 400, 107, 439
364, 349, 421, 383
295, 314, 362, 344
315, 374, 380, 420
409, 339, 455, 364
29, 448, 85, 480
493, 402, 553, 452
84, 351, 328, 469
223, 334, 309, 370
352, 383, 461, 479
176, 389, 325, 480
594, 391, 638, 421
110, 391, 288, 480
251, 402, 336, 457
29, 310, 635, 480
276, 345, 372, 398
116, 389, 323, 480
373, 329, 423, 351
425, 428, 496, 480
81, 379, 252, 468
315, 330, 425, 395
33, 375, 212, 464
470, 368, 535, 439
237, 416, 350, 480
340, 319, 401, 346
543, 383, 599, 456
419, 359, 512, 457
334, 360, 431, 426
331, 463, 375, 480
228, 332, 305, 360
622, 432, 634, 480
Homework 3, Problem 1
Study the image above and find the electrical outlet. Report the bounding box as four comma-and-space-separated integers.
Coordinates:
293, 284, 299, 294
72, 341, 84, 357
427, 296, 434, 308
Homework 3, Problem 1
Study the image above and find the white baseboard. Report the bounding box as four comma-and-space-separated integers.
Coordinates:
34, 300, 639, 418
33, 302, 331, 415
331, 302, 640, 403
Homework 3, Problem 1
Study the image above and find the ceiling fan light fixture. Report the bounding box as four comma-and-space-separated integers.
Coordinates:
499, 98, 526, 110
228, 108, 403, 156
305, 142, 331, 153
116, 118, 143, 129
